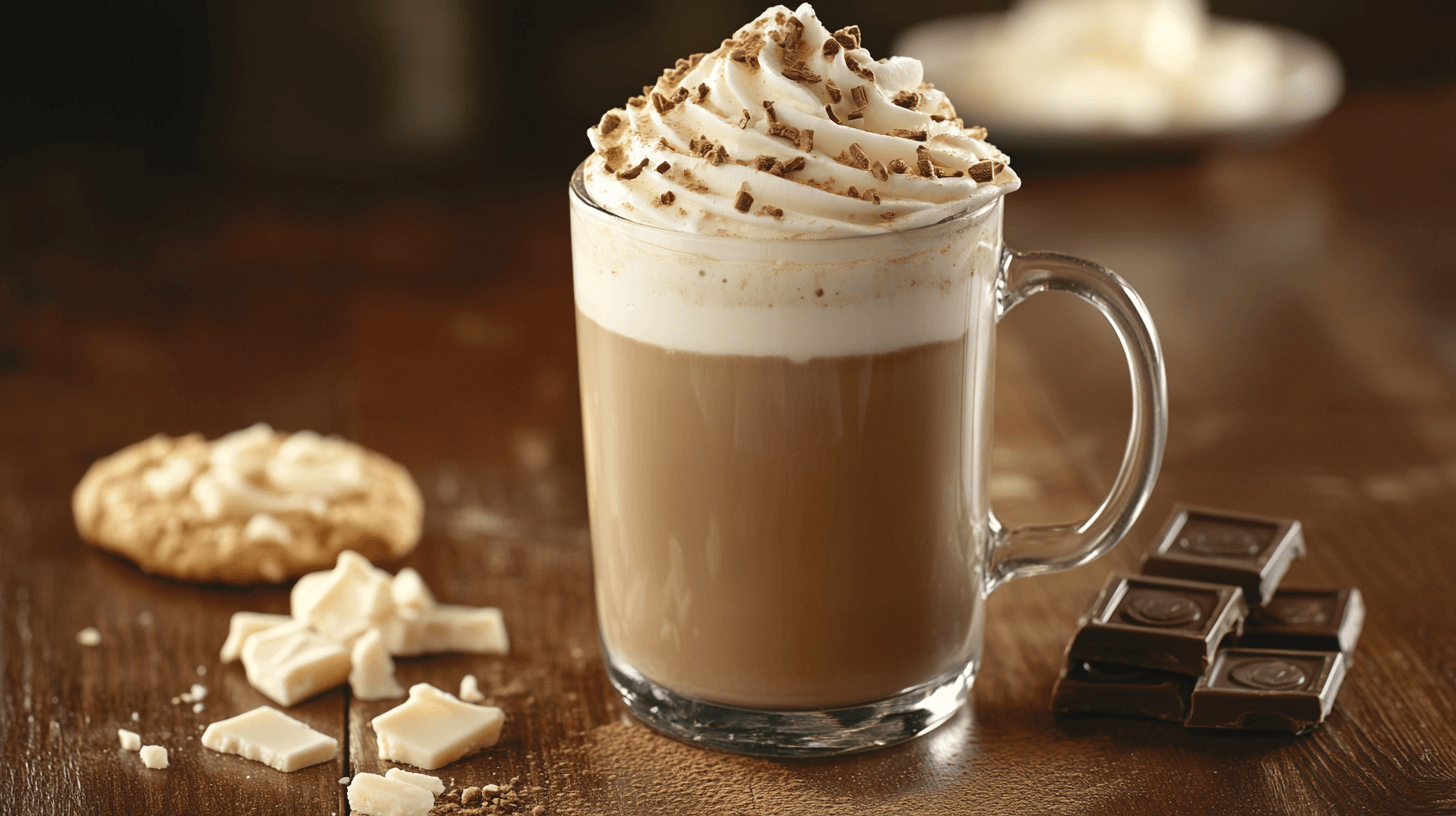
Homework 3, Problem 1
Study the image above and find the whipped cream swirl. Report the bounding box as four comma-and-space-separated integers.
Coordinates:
583, 3, 1020, 238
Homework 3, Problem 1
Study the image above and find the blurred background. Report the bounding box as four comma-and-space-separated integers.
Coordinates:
0, 0, 1452, 334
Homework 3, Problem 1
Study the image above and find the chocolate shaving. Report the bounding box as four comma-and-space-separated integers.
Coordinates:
888, 158, 908, 174
796, 128, 814, 152
734, 185, 753, 213
599, 113, 621, 136
851, 85, 869, 109
832, 26, 861, 50
846, 186, 859, 199
825, 79, 842, 103
846, 143, 870, 170
671, 86, 690, 105
967, 160, 1005, 183
627, 96, 646, 109
891, 91, 920, 109
862, 187, 880, 204
658, 191, 675, 205
915, 145, 934, 177
889, 128, 928, 142
656, 161, 671, 174
738, 109, 751, 129
782, 64, 822, 84
708, 145, 730, 166
696, 83, 710, 102
822, 37, 841, 58
869, 160, 888, 182
758, 205, 784, 219
844, 53, 873, 82
847, 109, 864, 121
768, 122, 801, 144
616, 158, 650, 180
825, 105, 842, 125
728, 32, 765, 69
965, 125, 988, 140
652, 92, 675, 114
779, 156, 806, 174
755, 155, 778, 172
762, 101, 777, 124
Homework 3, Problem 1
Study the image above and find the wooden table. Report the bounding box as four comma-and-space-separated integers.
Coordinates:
3, 87, 1455, 815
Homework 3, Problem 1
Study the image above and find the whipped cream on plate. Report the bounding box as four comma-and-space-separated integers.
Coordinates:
582, 3, 1019, 238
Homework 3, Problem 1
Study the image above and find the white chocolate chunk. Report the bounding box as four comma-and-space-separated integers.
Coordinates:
371, 683, 505, 770
76, 627, 101, 646
267, 431, 366, 498
290, 571, 332, 619
348, 772, 435, 816
220, 612, 293, 663
201, 706, 339, 772
240, 620, 350, 707
350, 629, 405, 701
383, 605, 509, 657
139, 745, 169, 769
143, 456, 199, 498
243, 512, 293, 545
459, 674, 484, 703
190, 469, 326, 521
210, 423, 275, 476
391, 568, 436, 613
384, 768, 445, 796
293, 551, 395, 644
118, 728, 142, 751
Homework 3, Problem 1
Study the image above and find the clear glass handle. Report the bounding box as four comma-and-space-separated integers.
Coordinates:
984, 248, 1168, 595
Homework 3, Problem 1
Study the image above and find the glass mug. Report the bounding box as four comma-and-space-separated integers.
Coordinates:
569, 164, 1166, 756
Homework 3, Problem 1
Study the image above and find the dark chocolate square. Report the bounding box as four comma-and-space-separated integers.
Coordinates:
1240, 587, 1365, 653
1139, 505, 1306, 605
1066, 573, 1248, 676
1186, 647, 1347, 733
1050, 660, 1194, 722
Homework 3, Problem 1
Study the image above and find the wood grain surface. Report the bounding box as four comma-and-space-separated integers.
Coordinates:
3, 88, 1455, 815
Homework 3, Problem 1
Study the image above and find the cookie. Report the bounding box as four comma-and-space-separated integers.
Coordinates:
73, 424, 423, 584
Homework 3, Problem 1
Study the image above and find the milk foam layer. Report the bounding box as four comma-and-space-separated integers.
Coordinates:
571, 170, 1002, 361
583, 4, 1019, 238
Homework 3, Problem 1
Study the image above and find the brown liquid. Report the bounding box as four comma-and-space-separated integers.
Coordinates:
577, 310, 990, 709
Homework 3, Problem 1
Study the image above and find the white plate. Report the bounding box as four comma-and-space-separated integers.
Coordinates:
893, 13, 1343, 152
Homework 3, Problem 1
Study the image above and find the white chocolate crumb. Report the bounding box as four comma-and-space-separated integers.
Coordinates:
76, 627, 101, 647
118, 729, 142, 751
197, 665, 207, 676
131, 712, 140, 722
139, 745, 169, 769
192, 702, 204, 714
459, 674, 485, 703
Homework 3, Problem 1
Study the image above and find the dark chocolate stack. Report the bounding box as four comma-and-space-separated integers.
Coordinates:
1051, 505, 1364, 734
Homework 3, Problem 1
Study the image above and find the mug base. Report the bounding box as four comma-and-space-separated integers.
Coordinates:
604, 650, 978, 757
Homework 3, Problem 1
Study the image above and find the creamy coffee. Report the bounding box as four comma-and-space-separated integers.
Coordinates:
579, 314, 991, 708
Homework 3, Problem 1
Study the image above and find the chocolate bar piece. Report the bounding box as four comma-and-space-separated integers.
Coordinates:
1066, 573, 1248, 676
1240, 588, 1364, 653
1185, 648, 1347, 733
1050, 660, 1194, 722
1139, 505, 1306, 605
